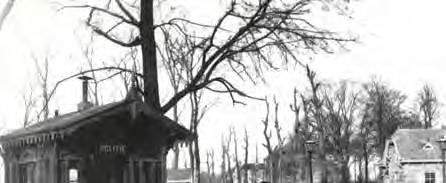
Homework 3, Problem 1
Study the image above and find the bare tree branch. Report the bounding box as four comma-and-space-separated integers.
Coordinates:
36, 67, 143, 117
62, 4, 139, 26
0, 0, 15, 31
114, 0, 138, 23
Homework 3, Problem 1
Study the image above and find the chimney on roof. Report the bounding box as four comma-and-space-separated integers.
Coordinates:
77, 76, 94, 111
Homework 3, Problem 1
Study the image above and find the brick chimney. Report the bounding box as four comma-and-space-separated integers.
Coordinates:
77, 76, 94, 111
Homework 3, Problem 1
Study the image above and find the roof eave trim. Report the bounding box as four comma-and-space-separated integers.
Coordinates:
0, 100, 133, 145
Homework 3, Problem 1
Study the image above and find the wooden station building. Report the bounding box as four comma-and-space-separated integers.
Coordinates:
0, 77, 192, 183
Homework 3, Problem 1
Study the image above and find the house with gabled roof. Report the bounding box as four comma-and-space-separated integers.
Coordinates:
0, 77, 193, 183
382, 128, 446, 183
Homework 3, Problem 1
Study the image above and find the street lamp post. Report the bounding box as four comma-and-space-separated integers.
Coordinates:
437, 135, 446, 183
305, 140, 317, 183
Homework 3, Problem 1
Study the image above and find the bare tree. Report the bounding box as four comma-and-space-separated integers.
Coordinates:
254, 143, 259, 183
358, 78, 424, 182
19, 53, 54, 126
221, 135, 227, 183
417, 84, 440, 128
323, 82, 359, 182
226, 132, 234, 183
188, 89, 214, 183
243, 128, 249, 183
115, 46, 141, 97
231, 127, 241, 183
32, 55, 50, 121
79, 39, 101, 105
221, 131, 234, 183
158, 26, 187, 170
289, 88, 313, 182
261, 98, 280, 183
61, 0, 352, 115
206, 150, 213, 183
362, 79, 408, 157
273, 97, 284, 147
50, 1, 353, 182
211, 149, 216, 181
303, 65, 329, 183
21, 85, 37, 127
289, 88, 314, 154
262, 99, 273, 155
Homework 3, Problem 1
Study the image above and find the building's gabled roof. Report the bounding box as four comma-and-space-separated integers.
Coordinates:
391, 128, 446, 161
0, 92, 193, 148
1, 101, 125, 141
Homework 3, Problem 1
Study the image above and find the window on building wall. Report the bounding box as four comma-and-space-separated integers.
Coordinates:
69, 168, 79, 183
19, 162, 35, 183
19, 164, 27, 183
425, 172, 435, 183
423, 143, 434, 150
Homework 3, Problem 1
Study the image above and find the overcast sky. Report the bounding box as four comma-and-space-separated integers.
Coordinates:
1, 0, 446, 171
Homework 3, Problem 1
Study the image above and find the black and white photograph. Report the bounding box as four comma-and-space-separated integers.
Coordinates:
0, 0, 444, 183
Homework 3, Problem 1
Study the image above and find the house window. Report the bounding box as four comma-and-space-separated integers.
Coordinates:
423, 143, 434, 150
69, 168, 79, 183
19, 162, 35, 183
425, 172, 435, 183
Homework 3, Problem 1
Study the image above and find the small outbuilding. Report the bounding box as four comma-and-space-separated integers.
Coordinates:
0, 78, 192, 183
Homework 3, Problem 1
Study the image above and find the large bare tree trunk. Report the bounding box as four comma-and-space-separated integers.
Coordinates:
171, 102, 180, 169
140, 0, 160, 109
189, 91, 205, 183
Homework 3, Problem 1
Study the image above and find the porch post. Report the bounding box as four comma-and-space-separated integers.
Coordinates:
139, 161, 146, 183
129, 158, 135, 183
443, 150, 445, 183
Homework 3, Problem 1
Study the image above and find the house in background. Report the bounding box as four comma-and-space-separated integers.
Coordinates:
0, 77, 192, 183
382, 129, 446, 183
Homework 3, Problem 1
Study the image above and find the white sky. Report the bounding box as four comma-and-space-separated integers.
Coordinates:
1, 0, 446, 172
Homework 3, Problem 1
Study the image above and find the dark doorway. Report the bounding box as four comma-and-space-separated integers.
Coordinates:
87, 155, 126, 183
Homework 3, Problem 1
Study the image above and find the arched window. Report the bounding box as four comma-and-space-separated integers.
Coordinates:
69, 168, 78, 183
423, 143, 434, 151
